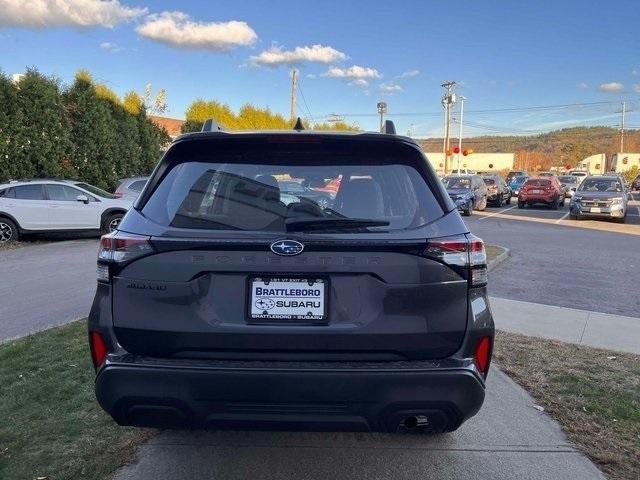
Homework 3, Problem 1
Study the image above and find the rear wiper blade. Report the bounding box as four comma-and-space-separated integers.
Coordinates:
285, 218, 390, 232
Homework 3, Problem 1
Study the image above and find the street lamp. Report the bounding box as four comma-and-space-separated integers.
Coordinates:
377, 101, 387, 132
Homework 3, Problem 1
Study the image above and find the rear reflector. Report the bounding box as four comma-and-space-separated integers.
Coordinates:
89, 331, 108, 369
474, 336, 492, 376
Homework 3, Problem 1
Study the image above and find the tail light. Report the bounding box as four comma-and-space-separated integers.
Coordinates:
113, 191, 124, 198
97, 232, 153, 282
89, 331, 108, 369
424, 234, 487, 287
474, 336, 492, 376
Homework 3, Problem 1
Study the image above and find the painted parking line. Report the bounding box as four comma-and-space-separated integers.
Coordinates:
477, 205, 518, 221
555, 212, 570, 224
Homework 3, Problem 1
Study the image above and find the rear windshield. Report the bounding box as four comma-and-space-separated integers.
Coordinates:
524, 179, 551, 187
442, 176, 471, 189
142, 146, 443, 233
578, 178, 623, 192
511, 176, 526, 184
558, 176, 577, 183
482, 178, 496, 185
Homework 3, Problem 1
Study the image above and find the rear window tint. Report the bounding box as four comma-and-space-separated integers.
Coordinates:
524, 179, 550, 187
14, 184, 44, 200
129, 180, 146, 191
142, 148, 443, 233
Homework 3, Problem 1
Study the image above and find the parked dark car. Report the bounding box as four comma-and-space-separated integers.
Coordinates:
277, 180, 335, 209
569, 175, 629, 223
518, 176, 564, 209
508, 175, 528, 196
482, 175, 511, 207
88, 121, 494, 434
631, 174, 640, 192
442, 174, 488, 216
506, 170, 527, 183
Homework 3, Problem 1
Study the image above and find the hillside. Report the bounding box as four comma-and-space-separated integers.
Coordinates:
418, 127, 640, 170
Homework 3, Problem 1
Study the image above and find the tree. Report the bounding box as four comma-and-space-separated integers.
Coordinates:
0, 72, 21, 181
14, 69, 72, 179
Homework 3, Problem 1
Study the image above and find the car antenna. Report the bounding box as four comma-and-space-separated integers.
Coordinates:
293, 117, 305, 131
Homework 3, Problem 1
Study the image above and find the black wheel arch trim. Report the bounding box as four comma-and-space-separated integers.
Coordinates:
101, 208, 128, 225
0, 211, 22, 233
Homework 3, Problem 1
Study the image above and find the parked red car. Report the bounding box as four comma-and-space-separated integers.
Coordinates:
518, 176, 564, 209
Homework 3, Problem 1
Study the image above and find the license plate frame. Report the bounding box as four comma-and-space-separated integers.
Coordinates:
248, 277, 328, 324
590, 207, 601, 213
532, 189, 541, 194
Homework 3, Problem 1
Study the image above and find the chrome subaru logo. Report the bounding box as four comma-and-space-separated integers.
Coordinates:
270, 240, 304, 256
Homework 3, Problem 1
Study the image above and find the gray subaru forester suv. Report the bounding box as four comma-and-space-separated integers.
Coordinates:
88, 120, 494, 433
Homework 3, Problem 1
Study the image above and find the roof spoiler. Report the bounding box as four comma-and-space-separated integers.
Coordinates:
381, 120, 396, 134
201, 118, 225, 132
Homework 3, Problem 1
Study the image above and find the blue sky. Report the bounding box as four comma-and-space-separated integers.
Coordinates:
1, 0, 639, 135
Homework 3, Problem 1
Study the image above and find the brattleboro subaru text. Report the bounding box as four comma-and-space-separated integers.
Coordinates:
88, 120, 494, 433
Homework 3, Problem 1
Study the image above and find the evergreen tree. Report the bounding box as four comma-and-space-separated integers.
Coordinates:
63, 72, 117, 189
0, 73, 20, 181
14, 69, 72, 179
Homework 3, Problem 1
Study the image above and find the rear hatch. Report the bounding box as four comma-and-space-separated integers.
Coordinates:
107, 134, 473, 361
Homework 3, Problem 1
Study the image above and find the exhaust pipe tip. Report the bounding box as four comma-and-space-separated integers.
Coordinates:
403, 415, 430, 429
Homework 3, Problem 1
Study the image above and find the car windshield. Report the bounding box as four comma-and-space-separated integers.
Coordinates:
74, 182, 117, 199
578, 178, 623, 192
558, 176, 577, 183
524, 179, 551, 187
443, 177, 471, 189
142, 153, 443, 233
483, 178, 496, 185
511, 176, 526, 184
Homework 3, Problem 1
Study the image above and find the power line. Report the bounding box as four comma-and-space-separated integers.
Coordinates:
316, 100, 629, 119
297, 78, 315, 124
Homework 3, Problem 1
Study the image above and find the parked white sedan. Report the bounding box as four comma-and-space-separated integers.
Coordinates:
0, 179, 132, 242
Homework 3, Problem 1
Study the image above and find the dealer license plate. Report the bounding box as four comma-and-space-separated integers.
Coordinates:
250, 278, 326, 322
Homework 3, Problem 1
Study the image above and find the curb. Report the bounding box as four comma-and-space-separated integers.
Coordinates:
488, 246, 511, 271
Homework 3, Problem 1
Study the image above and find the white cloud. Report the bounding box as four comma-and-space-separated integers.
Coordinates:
348, 78, 369, 87
379, 81, 403, 94
633, 84, 640, 93
0, 0, 146, 28
398, 69, 420, 78
598, 82, 624, 93
576, 82, 589, 89
306, 73, 317, 79
324, 65, 381, 82
100, 41, 120, 52
632, 69, 638, 76
136, 11, 257, 51
249, 44, 347, 67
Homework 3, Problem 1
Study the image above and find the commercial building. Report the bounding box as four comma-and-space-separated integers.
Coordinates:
423, 152, 514, 175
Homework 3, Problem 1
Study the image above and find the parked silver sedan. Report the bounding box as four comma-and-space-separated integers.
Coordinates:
114, 176, 149, 200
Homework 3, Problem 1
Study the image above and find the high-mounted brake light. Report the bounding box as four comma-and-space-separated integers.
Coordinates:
424, 235, 488, 287
89, 331, 108, 369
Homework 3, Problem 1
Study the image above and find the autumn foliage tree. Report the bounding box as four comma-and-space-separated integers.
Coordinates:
182, 99, 359, 133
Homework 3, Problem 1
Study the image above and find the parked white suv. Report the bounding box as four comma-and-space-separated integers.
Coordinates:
0, 179, 132, 243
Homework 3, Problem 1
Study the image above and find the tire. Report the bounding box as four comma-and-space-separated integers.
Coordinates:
518, 201, 524, 209
506, 195, 511, 205
463, 201, 472, 217
0, 217, 19, 243
496, 195, 503, 208
551, 198, 559, 210
102, 213, 124, 234
615, 215, 626, 224
559, 196, 565, 207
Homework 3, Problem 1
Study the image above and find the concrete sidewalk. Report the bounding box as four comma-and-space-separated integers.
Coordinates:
114, 369, 604, 480
490, 296, 640, 354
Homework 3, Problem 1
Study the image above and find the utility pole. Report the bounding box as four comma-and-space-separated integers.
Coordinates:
620, 101, 626, 153
441, 81, 457, 174
377, 102, 388, 131
290, 68, 299, 121
457, 96, 466, 174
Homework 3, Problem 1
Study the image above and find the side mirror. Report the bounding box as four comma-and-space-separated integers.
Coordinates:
76, 194, 89, 204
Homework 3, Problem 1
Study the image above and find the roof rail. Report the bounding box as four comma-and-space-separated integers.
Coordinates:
381, 120, 396, 134
201, 118, 225, 132
293, 117, 305, 131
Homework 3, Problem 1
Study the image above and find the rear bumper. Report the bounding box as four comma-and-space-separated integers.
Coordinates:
95, 358, 486, 433
518, 194, 555, 204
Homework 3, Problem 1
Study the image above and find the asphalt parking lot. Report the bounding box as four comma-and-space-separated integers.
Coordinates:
466, 194, 640, 317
